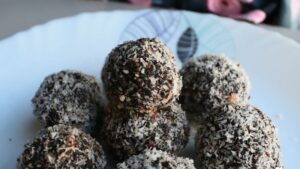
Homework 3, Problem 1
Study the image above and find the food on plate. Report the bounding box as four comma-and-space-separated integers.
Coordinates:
116, 148, 196, 169
195, 104, 282, 168
15, 36, 283, 169
32, 70, 102, 134
102, 38, 181, 111
180, 54, 250, 123
17, 125, 106, 169
103, 102, 189, 160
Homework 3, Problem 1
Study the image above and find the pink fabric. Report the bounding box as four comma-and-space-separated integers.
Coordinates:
129, 0, 268, 24
207, 0, 241, 16
207, 0, 266, 24
291, 0, 300, 22
239, 0, 253, 3
129, 0, 152, 7
235, 10, 266, 24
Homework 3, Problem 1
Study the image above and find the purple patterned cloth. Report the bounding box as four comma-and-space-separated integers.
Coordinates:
207, 0, 266, 24
128, 0, 280, 24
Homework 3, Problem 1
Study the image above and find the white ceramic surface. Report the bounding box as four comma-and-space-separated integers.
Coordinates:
0, 10, 299, 168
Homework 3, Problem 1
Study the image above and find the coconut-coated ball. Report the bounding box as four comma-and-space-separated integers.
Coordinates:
117, 148, 196, 169
180, 55, 250, 122
32, 70, 101, 134
195, 104, 283, 169
17, 125, 106, 169
103, 102, 189, 160
102, 38, 181, 111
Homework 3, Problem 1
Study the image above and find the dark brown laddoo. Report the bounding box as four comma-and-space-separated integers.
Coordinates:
103, 102, 189, 160
17, 125, 106, 169
102, 38, 181, 112
195, 104, 282, 169
117, 148, 196, 169
180, 55, 250, 122
32, 70, 101, 134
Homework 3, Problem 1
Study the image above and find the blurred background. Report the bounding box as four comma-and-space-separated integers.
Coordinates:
0, 0, 299, 42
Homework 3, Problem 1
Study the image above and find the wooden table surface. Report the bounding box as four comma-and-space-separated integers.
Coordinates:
0, 0, 299, 43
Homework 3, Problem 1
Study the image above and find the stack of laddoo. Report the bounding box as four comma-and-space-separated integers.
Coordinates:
17, 38, 283, 169
18, 71, 107, 169
101, 38, 193, 166
180, 55, 283, 168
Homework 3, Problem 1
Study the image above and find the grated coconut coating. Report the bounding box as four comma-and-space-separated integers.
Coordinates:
103, 102, 189, 160
117, 148, 196, 169
32, 70, 101, 134
17, 125, 106, 169
195, 104, 283, 169
180, 55, 250, 123
102, 38, 181, 112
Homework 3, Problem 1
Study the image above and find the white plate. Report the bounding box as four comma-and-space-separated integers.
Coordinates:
0, 9, 299, 168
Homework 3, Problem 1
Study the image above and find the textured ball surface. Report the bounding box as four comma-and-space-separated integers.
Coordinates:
195, 104, 282, 169
102, 38, 181, 111
17, 125, 106, 169
103, 102, 189, 160
180, 55, 250, 122
32, 70, 101, 133
117, 148, 196, 169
